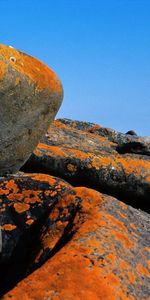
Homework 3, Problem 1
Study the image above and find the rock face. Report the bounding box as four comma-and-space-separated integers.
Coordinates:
0, 44, 63, 175
23, 118, 150, 212
0, 174, 150, 299
0, 118, 149, 299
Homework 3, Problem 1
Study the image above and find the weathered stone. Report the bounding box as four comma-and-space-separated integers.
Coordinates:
0, 172, 80, 294
126, 130, 137, 136
0, 44, 63, 175
2, 186, 150, 299
59, 119, 150, 155
23, 119, 150, 211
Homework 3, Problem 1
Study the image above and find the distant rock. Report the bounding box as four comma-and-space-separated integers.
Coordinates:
126, 130, 137, 135
0, 44, 63, 175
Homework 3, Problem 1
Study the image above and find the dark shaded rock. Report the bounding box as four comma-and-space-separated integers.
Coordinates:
0, 44, 63, 175
126, 130, 137, 136
3, 187, 150, 300
0, 173, 80, 295
22, 119, 150, 211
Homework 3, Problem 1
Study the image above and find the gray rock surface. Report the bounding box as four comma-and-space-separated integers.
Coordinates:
0, 44, 63, 175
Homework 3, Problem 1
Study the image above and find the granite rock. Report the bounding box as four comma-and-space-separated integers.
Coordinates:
23, 119, 150, 212
0, 44, 63, 175
1, 179, 150, 299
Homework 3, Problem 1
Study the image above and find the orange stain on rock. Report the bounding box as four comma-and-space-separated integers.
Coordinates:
107, 215, 128, 232
13, 202, 30, 213
26, 219, 34, 225
113, 231, 133, 249
8, 193, 23, 201
2, 224, 16, 231
37, 143, 66, 158
30, 173, 57, 185
128, 272, 135, 284
67, 163, 77, 172
130, 223, 137, 230
0, 44, 63, 93
137, 264, 150, 277
0, 60, 8, 80
4, 180, 19, 193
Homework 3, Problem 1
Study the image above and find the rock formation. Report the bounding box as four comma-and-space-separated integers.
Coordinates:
0, 48, 149, 299
0, 44, 63, 175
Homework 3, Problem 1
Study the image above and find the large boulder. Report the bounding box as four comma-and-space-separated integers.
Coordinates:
1, 178, 150, 299
0, 44, 63, 175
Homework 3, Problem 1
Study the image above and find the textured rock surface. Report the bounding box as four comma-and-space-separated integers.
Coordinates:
0, 173, 80, 295
2, 183, 150, 299
0, 44, 63, 175
23, 119, 150, 212
0, 118, 149, 299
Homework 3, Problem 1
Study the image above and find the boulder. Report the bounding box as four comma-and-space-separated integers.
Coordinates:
22, 119, 150, 211
58, 119, 150, 155
0, 172, 79, 294
2, 182, 150, 299
0, 44, 63, 175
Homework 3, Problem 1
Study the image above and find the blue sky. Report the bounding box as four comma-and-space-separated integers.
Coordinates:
0, 0, 150, 135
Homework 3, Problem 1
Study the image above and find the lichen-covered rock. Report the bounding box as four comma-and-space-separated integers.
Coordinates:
23, 119, 150, 211
2, 187, 150, 300
0, 116, 149, 299
0, 172, 81, 295
58, 119, 150, 156
0, 173, 73, 264
0, 44, 63, 175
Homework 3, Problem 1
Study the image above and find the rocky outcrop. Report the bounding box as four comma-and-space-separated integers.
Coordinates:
1, 173, 150, 299
23, 119, 150, 212
0, 117, 149, 299
0, 44, 149, 299
0, 45, 63, 175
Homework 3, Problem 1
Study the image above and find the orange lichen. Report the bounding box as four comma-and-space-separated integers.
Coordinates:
15, 77, 21, 85
37, 143, 66, 158
0, 44, 63, 92
2, 183, 150, 300
136, 264, 150, 277
48, 120, 116, 149
8, 193, 23, 201
13, 202, 30, 213
4, 180, 19, 193
67, 163, 77, 172
0, 60, 8, 80
2, 224, 16, 231
113, 231, 133, 249
117, 156, 150, 178
107, 215, 128, 232
0, 188, 9, 196
26, 219, 34, 225
128, 272, 135, 284
36, 139, 150, 184
30, 173, 57, 185
87, 124, 101, 132
130, 223, 137, 230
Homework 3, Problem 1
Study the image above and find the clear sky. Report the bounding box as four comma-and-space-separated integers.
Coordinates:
0, 0, 150, 135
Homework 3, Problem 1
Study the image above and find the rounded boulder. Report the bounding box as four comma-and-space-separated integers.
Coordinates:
0, 44, 63, 175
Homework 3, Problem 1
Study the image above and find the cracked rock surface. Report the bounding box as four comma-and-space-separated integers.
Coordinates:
0, 118, 150, 299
